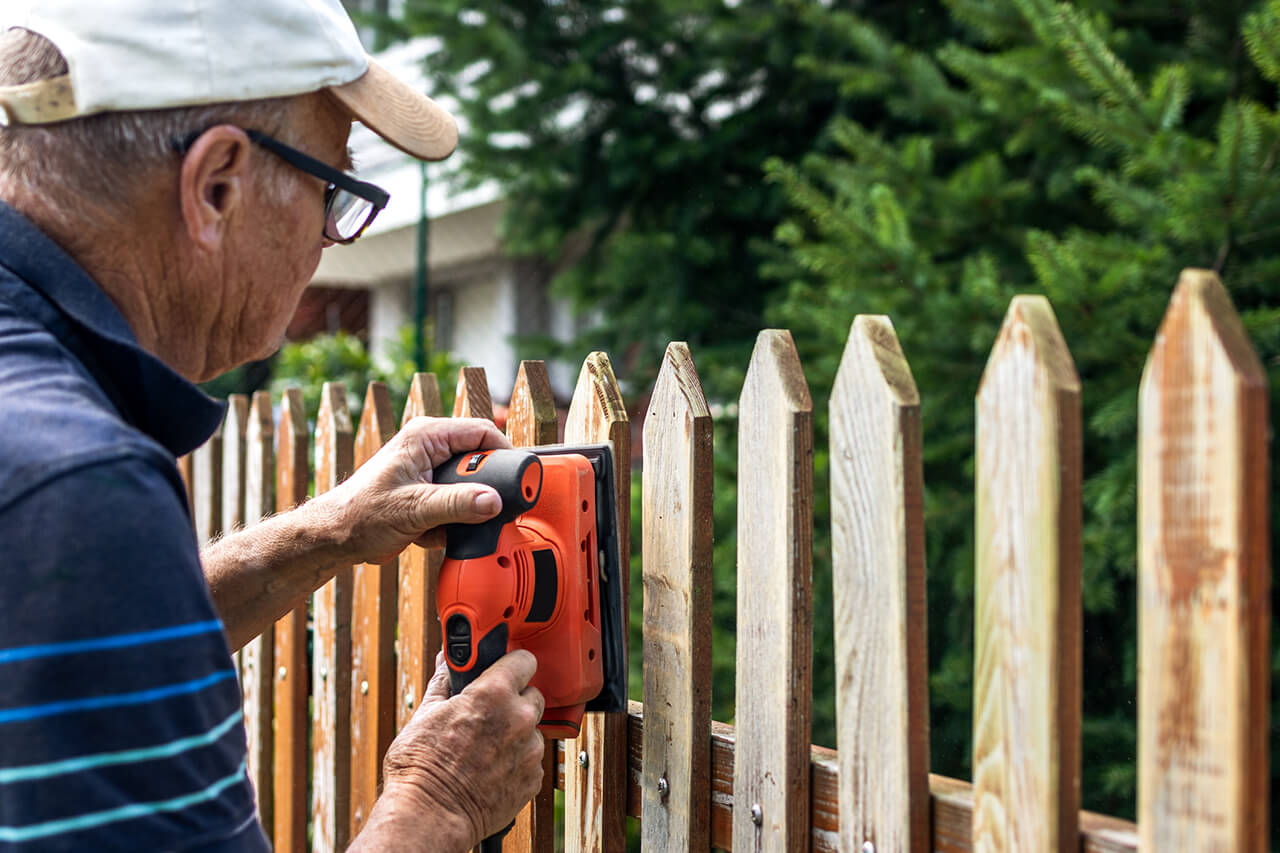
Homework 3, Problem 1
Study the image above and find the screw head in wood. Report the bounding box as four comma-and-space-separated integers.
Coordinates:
320, 667, 328, 680
277, 666, 287, 681
577, 751, 589, 769
750, 804, 763, 826
361, 680, 369, 695
406, 691, 415, 708
863, 843, 875, 853
656, 776, 669, 798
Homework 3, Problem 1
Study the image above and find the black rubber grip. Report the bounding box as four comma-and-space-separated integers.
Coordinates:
435, 449, 541, 559
447, 622, 509, 697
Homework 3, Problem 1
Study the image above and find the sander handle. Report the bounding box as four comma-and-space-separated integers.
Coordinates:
434, 449, 542, 559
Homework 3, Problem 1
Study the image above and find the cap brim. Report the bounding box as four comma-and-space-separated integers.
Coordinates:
328, 58, 458, 161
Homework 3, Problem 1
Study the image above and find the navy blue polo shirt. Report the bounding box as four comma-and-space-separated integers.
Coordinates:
0, 202, 268, 851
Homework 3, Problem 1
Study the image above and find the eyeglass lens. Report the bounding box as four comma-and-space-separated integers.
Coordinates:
327, 189, 374, 242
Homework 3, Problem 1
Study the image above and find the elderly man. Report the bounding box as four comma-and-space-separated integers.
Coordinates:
0, 1, 545, 850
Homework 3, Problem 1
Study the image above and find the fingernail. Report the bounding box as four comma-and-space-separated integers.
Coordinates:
474, 490, 500, 514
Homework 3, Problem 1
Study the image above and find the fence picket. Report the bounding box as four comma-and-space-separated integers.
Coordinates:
312, 383, 355, 853
350, 382, 398, 839
397, 374, 444, 732
733, 330, 814, 853
830, 316, 929, 852
1137, 269, 1270, 850
640, 343, 713, 852
222, 394, 249, 536
454, 366, 494, 420
505, 360, 560, 853
242, 391, 275, 834
192, 408, 223, 547
563, 353, 631, 853
972, 296, 1082, 852
274, 388, 310, 853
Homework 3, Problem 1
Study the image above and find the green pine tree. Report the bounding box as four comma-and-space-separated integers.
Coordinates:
767, 0, 1280, 828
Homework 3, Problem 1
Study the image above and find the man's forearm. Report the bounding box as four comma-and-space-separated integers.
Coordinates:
201, 497, 354, 650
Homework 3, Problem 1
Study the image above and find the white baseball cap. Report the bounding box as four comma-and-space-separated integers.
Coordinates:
0, 0, 458, 160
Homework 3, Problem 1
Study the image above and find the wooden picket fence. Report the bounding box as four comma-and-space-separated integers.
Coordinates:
181, 267, 1269, 852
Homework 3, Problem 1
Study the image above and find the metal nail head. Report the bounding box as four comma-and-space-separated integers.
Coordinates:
361, 680, 369, 695
577, 751, 589, 769
320, 667, 328, 681
277, 666, 287, 681
656, 776, 670, 798
750, 804, 763, 826
863, 843, 876, 853
405, 691, 415, 708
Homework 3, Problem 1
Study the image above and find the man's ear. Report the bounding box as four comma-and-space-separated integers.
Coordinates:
177, 125, 252, 252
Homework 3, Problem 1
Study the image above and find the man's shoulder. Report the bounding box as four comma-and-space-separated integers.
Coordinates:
0, 298, 176, 509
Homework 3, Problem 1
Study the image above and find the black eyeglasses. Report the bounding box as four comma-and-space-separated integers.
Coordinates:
173, 128, 390, 245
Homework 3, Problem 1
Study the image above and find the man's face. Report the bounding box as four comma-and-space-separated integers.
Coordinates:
213, 94, 353, 375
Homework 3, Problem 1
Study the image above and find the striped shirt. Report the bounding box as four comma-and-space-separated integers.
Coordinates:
0, 201, 268, 851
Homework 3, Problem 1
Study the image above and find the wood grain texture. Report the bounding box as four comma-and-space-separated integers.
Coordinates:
312, 383, 355, 853
350, 382, 398, 840
273, 388, 310, 853
640, 343, 714, 853
504, 364, 560, 853
557, 705, 1140, 852
507, 361, 559, 447
242, 391, 275, 834
563, 352, 631, 853
1136, 269, 1270, 850
733, 330, 814, 853
221, 394, 250, 536
192, 410, 223, 547
972, 296, 1082, 853
454, 366, 494, 420
830, 316, 929, 852
176, 453, 194, 515
397, 374, 445, 732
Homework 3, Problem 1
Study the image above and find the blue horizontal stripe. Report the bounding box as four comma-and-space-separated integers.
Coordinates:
0, 620, 223, 665
0, 759, 248, 842
0, 708, 244, 783
0, 670, 237, 725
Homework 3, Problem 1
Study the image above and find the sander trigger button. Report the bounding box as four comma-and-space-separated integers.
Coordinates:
445, 614, 472, 666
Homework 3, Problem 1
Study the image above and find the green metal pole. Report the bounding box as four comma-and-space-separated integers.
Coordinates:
413, 160, 429, 371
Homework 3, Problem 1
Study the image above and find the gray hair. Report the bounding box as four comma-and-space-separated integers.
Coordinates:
0, 28, 303, 226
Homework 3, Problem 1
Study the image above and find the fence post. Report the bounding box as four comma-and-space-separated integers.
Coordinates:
505, 360, 560, 853
1137, 269, 1270, 849
397, 373, 445, 731
454, 366, 494, 420
273, 388, 310, 853
350, 382, 398, 839
564, 353, 631, 853
641, 342, 713, 852
313, 383, 355, 853
242, 391, 275, 834
831, 316, 929, 852
972, 296, 1082, 852
733, 330, 814, 853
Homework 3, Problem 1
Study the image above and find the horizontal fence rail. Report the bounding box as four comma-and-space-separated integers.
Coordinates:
181, 267, 1268, 852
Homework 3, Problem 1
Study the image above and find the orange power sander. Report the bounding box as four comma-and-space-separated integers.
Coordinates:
434, 443, 628, 725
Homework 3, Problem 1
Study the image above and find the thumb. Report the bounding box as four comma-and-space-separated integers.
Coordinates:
410, 483, 502, 531
422, 651, 452, 707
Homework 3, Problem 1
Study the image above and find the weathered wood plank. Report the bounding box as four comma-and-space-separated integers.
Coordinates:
1137, 269, 1270, 850
221, 394, 250, 536
507, 360, 559, 447
273, 388, 310, 853
313, 383, 355, 853
242, 391, 275, 835
558, 705, 1141, 852
397, 374, 444, 732
176, 453, 194, 515
350, 382, 398, 840
192, 409, 224, 547
972, 296, 1082, 852
733, 330, 814, 853
504, 361, 560, 853
453, 366, 494, 421
830, 316, 929, 852
640, 343, 714, 853
563, 352, 631, 853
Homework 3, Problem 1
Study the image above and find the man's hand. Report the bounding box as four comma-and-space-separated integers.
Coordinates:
374, 650, 547, 847
312, 416, 512, 565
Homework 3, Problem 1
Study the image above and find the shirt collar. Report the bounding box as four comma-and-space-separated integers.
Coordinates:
0, 200, 226, 457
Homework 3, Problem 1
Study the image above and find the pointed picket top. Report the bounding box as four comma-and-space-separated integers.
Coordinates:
397, 373, 444, 733
641, 342, 713, 853
313, 381, 354, 853
830, 316, 928, 852
564, 351, 630, 853
1137, 269, 1269, 851
192, 409, 224, 547
351, 381, 398, 838
972, 295, 1082, 853
453, 366, 494, 421
734, 329, 814, 853
241, 390, 275, 836
507, 360, 559, 447
273, 387, 309, 853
